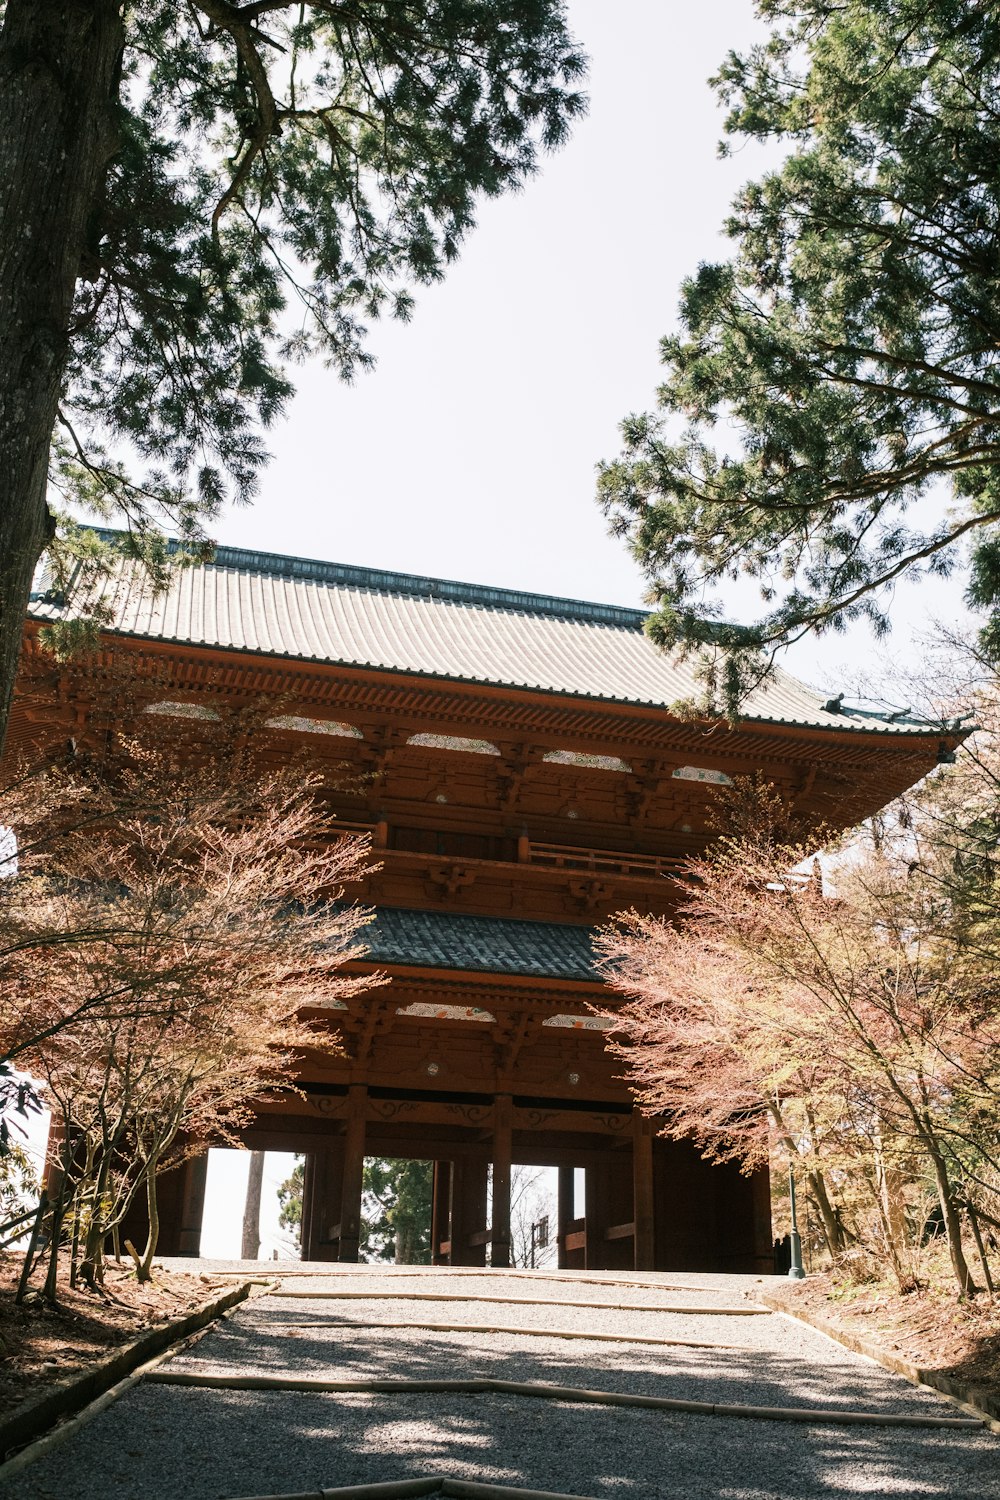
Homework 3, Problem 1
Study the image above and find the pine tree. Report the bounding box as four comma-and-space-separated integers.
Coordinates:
0, 2, 586, 750
599, 1, 1000, 714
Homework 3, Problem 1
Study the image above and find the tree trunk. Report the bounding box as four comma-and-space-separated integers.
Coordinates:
927, 1143, 976, 1295
242, 1150, 265, 1260
135, 1156, 160, 1283
806, 1168, 845, 1256
0, 1, 124, 752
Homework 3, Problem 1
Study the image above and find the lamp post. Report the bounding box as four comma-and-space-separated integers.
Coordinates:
788, 1168, 805, 1280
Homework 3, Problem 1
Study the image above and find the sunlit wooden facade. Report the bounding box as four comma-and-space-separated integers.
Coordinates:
12, 541, 959, 1270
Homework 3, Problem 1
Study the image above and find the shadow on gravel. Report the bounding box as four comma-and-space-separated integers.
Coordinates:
2, 1382, 995, 1500
176, 1310, 957, 1418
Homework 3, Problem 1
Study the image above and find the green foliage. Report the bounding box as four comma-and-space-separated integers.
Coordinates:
599, 1, 1000, 714
362, 1157, 432, 1263
44, 1, 585, 575
277, 1157, 304, 1238
275, 1154, 432, 1262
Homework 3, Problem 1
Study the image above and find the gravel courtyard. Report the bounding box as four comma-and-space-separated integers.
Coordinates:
3, 1263, 998, 1500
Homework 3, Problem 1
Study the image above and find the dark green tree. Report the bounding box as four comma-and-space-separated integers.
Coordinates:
277, 1157, 304, 1240
598, 0, 1000, 714
362, 1156, 432, 1263
0, 1, 585, 747
276, 1154, 431, 1261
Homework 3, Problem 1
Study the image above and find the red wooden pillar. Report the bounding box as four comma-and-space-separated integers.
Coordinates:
584, 1158, 611, 1270
177, 1153, 209, 1257
451, 1158, 488, 1266
303, 1145, 344, 1261
300, 1153, 317, 1260
490, 1094, 513, 1269
431, 1160, 452, 1264
556, 1166, 575, 1269
585, 1152, 634, 1270
337, 1084, 367, 1262
633, 1112, 656, 1272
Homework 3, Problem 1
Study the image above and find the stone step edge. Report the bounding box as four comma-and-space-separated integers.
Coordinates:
760, 1290, 1000, 1434
272, 1291, 765, 1315
200, 1268, 747, 1296
144, 1369, 984, 1431
191, 1316, 735, 1349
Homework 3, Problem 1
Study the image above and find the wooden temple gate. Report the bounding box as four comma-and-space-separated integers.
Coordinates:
14, 539, 956, 1272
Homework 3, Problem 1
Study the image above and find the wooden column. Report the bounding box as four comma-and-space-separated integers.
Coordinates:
431, 1160, 452, 1265
490, 1093, 513, 1269
451, 1158, 488, 1266
584, 1158, 612, 1270
300, 1154, 317, 1261
303, 1145, 344, 1261
751, 1164, 774, 1273
177, 1153, 209, 1257
632, 1112, 655, 1272
557, 1166, 575, 1269
337, 1084, 367, 1262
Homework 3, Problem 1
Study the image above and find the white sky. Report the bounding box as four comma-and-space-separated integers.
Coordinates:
214, 0, 972, 698
29, 3, 978, 1254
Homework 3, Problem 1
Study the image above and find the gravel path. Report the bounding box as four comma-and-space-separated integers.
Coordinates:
4, 1263, 999, 1500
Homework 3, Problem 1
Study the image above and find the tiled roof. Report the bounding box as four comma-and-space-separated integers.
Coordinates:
30, 537, 933, 734
363, 907, 599, 983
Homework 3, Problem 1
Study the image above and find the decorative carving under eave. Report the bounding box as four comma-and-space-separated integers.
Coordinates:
359, 726, 405, 792
427, 863, 477, 899
494, 1009, 535, 1077
625, 772, 662, 823
343, 995, 395, 1064
568, 877, 613, 912
496, 742, 540, 813
443, 1101, 492, 1128
369, 1098, 420, 1122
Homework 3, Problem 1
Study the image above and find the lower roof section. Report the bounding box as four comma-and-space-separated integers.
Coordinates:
362, 906, 599, 984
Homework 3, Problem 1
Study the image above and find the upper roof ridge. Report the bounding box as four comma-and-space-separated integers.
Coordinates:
202, 540, 651, 631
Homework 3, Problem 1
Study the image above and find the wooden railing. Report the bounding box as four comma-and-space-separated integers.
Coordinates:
519, 839, 687, 879
327, 821, 685, 880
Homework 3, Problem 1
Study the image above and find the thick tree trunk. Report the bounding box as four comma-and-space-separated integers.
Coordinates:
242, 1150, 265, 1260
0, 1, 124, 751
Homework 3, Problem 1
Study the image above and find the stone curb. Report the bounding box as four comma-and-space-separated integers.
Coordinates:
760, 1290, 1000, 1433
270, 1290, 766, 1316
146, 1368, 983, 1430
0, 1277, 256, 1464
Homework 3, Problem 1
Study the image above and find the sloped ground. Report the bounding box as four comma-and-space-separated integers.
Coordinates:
3, 1262, 999, 1500
0, 1260, 223, 1421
